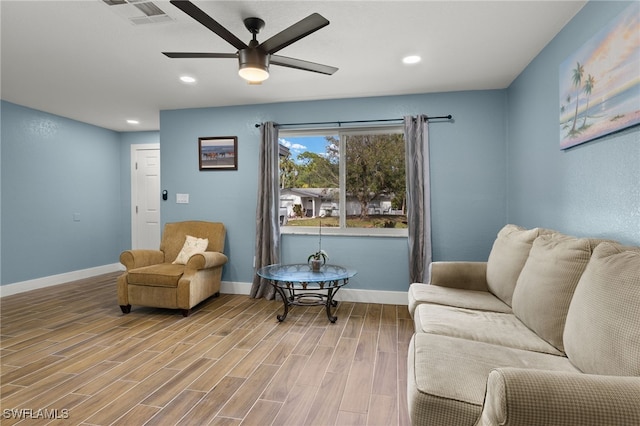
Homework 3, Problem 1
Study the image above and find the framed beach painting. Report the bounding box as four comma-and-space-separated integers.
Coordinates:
199, 136, 238, 170
559, 2, 639, 150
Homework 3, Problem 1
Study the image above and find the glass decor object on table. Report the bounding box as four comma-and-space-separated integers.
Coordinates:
257, 263, 357, 323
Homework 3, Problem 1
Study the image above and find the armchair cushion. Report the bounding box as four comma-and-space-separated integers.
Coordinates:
127, 263, 185, 287
173, 235, 209, 264
161, 221, 225, 261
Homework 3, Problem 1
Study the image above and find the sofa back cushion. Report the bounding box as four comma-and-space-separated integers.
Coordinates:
563, 242, 640, 376
486, 225, 552, 306
511, 233, 602, 353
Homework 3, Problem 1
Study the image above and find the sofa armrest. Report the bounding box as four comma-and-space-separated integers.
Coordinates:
476, 368, 640, 426
185, 251, 228, 270
120, 250, 165, 270
428, 261, 488, 291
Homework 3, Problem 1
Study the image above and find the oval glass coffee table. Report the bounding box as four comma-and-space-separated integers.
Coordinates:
257, 264, 357, 323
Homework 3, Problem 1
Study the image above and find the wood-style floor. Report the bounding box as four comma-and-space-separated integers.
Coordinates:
1, 272, 413, 425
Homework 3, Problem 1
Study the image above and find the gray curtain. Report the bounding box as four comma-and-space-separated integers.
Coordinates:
404, 115, 432, 284
250, 122, 280, 299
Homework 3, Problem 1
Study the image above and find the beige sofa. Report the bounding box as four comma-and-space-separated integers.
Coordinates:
407, 224, 640, 426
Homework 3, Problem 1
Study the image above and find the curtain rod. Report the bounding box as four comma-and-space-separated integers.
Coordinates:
254, 114, 452, 128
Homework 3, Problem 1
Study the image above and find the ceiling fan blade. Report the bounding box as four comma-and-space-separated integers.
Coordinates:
259, 13, 329, 54
271, 55, 338, 75
170, 0, 247, 51
163, 52, 237, 59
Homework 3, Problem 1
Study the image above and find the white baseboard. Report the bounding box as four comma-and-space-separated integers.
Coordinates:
220, 280, 408, 305
336, 288, 408, 305
220, 281, 252, 295
0, 263, 124, 297
1, 269, 408, 306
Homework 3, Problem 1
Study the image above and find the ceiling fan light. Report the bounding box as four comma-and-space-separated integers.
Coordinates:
238, 66, 269, 83
238, 49, 270, 83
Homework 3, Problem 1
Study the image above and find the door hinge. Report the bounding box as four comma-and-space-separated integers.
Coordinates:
135, 162, 138, 170
136, 205, 138, 214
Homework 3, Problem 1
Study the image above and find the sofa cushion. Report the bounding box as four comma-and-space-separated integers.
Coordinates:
563, 242, 640, 376
408, 333, 578, 426
414, 304, 563, 355
486, 225, 552, 306
408, 283, 512, 317
511, 233, 601, 353
127, 263, 184, 287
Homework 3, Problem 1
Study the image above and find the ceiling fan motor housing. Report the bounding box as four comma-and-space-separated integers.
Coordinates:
239, 48, 270, 71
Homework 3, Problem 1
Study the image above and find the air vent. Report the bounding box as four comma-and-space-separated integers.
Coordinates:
102, 0, 174, 25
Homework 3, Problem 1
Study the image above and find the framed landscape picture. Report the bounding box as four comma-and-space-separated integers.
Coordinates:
199, 136, 238, 171
559, 2, 639, 150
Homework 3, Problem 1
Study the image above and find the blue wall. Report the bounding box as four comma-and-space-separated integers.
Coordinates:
160, 90, 507, 291
1, 101, 122, 283
0, 101, 159, 285
506, 1, 640, 245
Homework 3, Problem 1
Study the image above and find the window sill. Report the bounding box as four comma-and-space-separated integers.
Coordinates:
280, 226, 408, 238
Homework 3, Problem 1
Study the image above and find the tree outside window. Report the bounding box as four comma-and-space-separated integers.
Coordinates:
279, 127, 406, 231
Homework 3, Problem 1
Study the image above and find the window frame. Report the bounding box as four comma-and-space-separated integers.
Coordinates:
279, 125, 408, 238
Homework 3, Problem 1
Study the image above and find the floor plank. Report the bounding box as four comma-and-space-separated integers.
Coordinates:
1, 272, 410, 425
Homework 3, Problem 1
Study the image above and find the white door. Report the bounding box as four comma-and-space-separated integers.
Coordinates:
131, 144, 161, 249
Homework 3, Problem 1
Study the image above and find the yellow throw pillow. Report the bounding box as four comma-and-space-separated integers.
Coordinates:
172, 235, 209, 264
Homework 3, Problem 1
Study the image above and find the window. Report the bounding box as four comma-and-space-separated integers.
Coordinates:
279, 126, 407, 236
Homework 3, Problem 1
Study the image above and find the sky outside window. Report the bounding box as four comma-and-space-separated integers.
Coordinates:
279, 135, 335, 163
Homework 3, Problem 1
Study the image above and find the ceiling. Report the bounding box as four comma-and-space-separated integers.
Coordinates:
1, 0, 586, 132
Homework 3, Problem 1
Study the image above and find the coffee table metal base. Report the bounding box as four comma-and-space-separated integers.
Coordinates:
273, 286, 341, 323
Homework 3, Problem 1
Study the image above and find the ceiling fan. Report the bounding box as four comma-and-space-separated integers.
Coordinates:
163, 0, 338, 84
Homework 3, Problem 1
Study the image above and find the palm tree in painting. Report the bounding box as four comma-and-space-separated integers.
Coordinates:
561, 94, 571, 128
570, 61, 584, 134
582, 74, 595, 128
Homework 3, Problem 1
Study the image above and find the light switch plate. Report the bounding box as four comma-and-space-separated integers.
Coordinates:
176, 193, 189, 204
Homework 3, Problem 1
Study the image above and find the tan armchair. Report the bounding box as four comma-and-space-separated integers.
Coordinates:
117, 221, 228, 317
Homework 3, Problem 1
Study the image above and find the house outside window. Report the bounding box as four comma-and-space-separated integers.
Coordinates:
279, 126, 407, 236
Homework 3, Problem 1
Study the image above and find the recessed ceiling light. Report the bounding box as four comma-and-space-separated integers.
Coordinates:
402, 55, 421, 65
180, 75, 196, 83
127, 119, 140, 125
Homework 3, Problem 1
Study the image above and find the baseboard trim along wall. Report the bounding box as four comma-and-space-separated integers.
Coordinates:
221, 281, 409, 305
0, 263, 125, 298
2, 267, 409, 306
